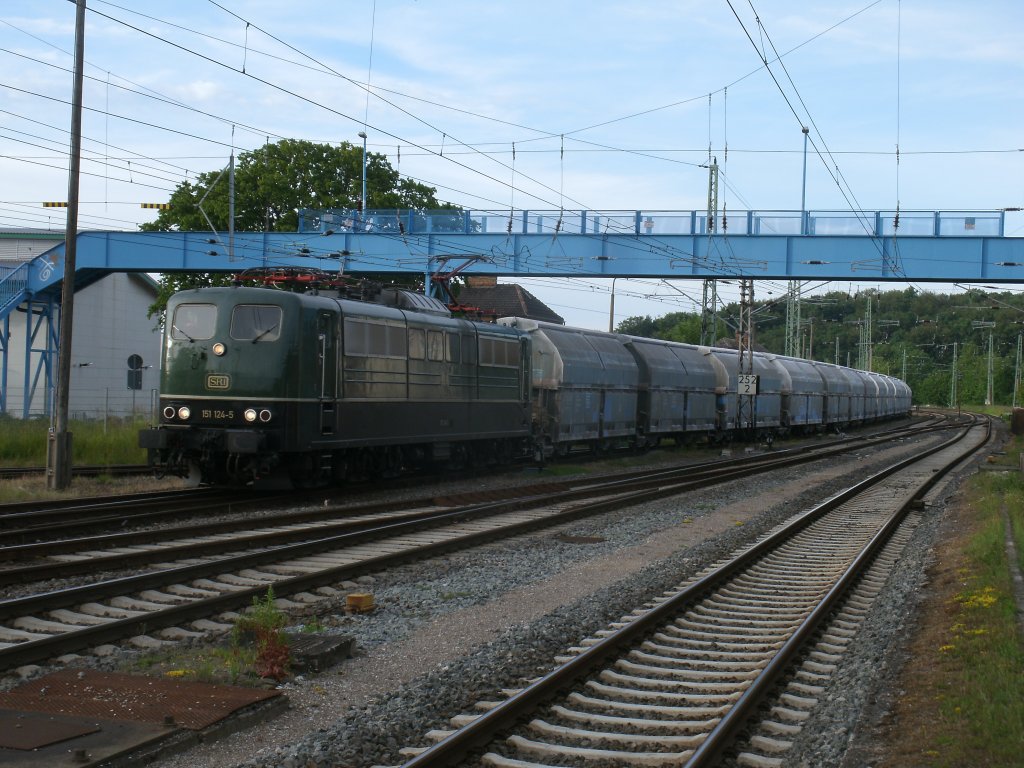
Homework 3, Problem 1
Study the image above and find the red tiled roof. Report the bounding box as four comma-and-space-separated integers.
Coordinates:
454, 283, 564, 324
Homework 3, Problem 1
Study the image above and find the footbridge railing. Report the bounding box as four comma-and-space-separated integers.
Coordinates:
0, 262, 29, 323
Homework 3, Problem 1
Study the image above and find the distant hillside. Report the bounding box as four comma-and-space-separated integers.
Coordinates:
616, 287, 1024, 406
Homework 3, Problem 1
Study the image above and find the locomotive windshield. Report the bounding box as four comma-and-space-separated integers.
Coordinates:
230, 304, 283, 343
170, 303, 216, 341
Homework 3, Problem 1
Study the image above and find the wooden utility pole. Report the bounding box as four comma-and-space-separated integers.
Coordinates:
47, 0, 86, 490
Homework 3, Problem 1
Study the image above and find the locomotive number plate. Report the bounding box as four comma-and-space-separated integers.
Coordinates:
202, 409, 235, 420
206, 373, 231, 390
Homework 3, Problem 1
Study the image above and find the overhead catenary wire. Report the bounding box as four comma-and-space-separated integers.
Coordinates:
69, 0, 880, 222
2, 0, 1008, 327
8, 0, 1003, 228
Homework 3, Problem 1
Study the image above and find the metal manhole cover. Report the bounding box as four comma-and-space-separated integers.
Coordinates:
0, 670, 281, 730
0, 709, 99, 750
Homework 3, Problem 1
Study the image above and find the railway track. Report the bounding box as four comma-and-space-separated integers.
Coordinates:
391, 416, 989, 768
0, 417, 950, 587
0, 463, 151, 481
0, 415, 945, 545
0, 487, 256, 539
0, 416, 955, 673
0, 415, 946, 550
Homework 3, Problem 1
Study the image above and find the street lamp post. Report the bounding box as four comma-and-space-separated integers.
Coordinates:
800, 126, 809, 235
358, 131, 368, 216
608, 277, 619, 333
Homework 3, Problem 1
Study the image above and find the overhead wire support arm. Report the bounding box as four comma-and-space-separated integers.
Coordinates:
427, 254, 490, 305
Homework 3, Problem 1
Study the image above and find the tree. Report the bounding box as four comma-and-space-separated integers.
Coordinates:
143, 138, 455, 315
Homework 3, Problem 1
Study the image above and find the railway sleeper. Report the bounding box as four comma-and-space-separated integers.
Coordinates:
497, 734, 695, 765
547, 705, 718, 734
526, 717, 707, 748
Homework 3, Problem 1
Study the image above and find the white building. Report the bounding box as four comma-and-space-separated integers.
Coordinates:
1, 230, 162, 420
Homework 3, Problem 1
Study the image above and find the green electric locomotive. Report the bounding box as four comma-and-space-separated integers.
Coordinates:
139, 284, 533, 487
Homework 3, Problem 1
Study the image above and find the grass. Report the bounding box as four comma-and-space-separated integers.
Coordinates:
125, 589, 293, 685
0, 416, 176, 503
0, 416, 150, 466
927, 442, 1024, 765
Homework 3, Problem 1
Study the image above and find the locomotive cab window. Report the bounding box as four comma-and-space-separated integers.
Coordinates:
230, 305, 283, 342
170, 303, 217, 341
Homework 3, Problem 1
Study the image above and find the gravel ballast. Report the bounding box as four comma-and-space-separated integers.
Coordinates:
3, 421, 984, 768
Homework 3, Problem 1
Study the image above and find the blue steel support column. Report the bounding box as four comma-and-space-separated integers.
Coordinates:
23, 296, 58, 418
22, 302, 35, 418
0, 314, 8, 414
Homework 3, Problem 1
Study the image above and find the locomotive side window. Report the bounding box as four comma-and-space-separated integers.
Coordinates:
479, 337, 519, 368
408, 329, 425, 360
368, 323, 387, 353
230, 305, 282, 342
170, 303, 216, 341
461, 334, 476, 364
427, 330, 444, 361
344, 318, 408, 358
446, 333, 461, 363
388, 325, 407, 357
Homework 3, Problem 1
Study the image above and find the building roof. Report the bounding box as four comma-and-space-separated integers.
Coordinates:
454, 281, 564, 325
0, 229, 65, 239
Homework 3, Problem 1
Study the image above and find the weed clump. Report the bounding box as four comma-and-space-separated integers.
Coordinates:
233, 587, 291, 682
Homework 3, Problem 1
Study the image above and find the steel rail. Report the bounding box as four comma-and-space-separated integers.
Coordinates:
0, 488, 237, 529
399, 416, 984, 768
0, 417, 955, 671
0, 419, 950, 585
682, 416, 991, 767
0, 464, 150, 480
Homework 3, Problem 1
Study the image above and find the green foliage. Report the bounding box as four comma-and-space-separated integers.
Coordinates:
616, 287, 1024, 406
932, 463, 1024, 763
142, 138, 457, 316
299, 617, 326, 634
233, 587, 290, 681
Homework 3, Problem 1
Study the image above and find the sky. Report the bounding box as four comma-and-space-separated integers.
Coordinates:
1, 0, 1022, 330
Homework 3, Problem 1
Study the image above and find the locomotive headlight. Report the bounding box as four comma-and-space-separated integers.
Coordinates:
212, 342, 226, 356
177, 406, 191, 420
258, 409, 272, 423
244, 408, 257, 422
163, 406, 176, 420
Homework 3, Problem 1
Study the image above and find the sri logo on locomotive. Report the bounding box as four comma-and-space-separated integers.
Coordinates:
206, 373, 230, 390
